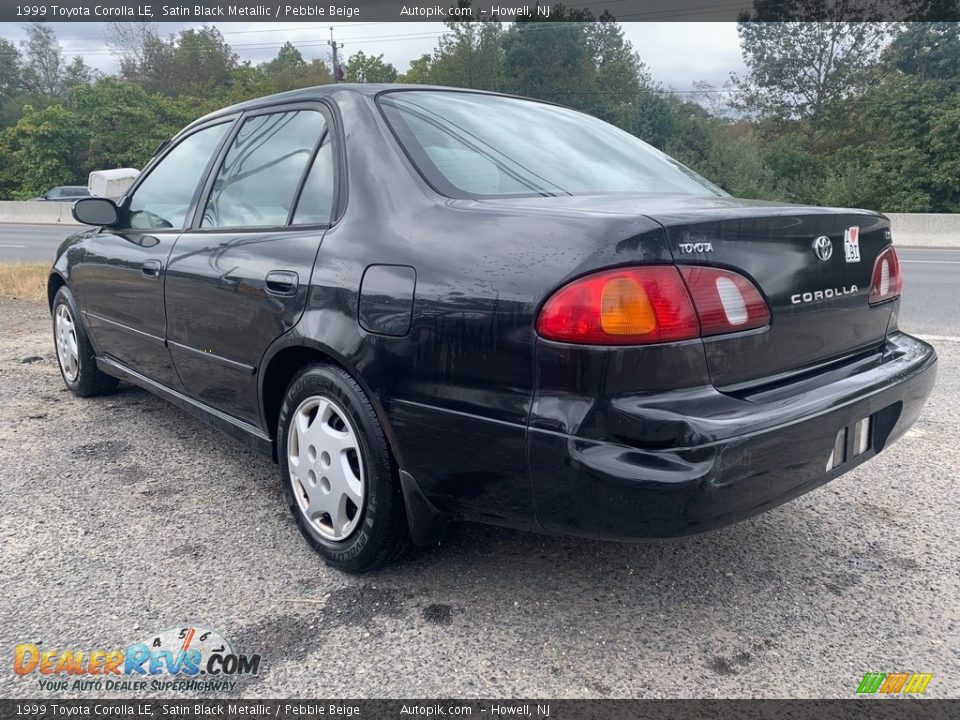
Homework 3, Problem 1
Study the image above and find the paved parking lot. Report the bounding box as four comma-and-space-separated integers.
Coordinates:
0, 297, 957, 699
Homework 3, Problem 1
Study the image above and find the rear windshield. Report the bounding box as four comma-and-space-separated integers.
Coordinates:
378, 90, 725, 199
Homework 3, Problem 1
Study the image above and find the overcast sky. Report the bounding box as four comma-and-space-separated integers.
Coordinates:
0, 22, 746, 92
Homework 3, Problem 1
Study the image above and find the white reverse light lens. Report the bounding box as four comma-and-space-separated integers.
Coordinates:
854, 417, 871, 456
827, 428, 847, 471
879, 259, 890, 296
715, 276, 748, 325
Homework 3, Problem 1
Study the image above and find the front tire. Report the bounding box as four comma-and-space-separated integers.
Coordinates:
277, 364, 408, 572
52, 285, 119, 397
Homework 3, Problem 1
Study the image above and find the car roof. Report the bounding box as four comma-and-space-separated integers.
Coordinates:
187, 84, 543, 130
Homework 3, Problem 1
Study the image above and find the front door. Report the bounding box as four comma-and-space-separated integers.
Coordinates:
164, 105, 338, 426
81, 121, 234, 388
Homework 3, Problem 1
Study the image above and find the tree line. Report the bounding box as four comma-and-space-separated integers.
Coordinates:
0, 10, 958, 213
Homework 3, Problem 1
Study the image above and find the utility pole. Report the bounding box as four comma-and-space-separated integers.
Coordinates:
328, 27, 343, 83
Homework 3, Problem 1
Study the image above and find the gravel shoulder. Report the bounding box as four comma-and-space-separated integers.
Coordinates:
0, 299, 957, 699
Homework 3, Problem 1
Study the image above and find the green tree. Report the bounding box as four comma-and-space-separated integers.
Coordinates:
229, 43, 335, 98
428, 20, 504, 91
104, 21, 160, 79
399, 54, 434, 84
502, 19, 593, 101
733, 19, 888, 143
136, 26, 238, 97
262, 41, 306, 74
343, 51, 398, 83
20, 23, 64, 97
0, 38, 21, 103
71, 78, 200, 173
884, 22, 960, 83
2, 104, 87, 198
63, 56, 94, 91
583, 20, 672, 144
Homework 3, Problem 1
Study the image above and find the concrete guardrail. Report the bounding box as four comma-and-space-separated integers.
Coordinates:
885, 213, 960, 248
0, 201, 956, 247
0, 200, 81, 226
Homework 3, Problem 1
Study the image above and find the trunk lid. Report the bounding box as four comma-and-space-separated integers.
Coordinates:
647, 202, 894, 389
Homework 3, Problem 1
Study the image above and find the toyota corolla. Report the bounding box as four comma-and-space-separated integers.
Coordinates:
49, 86, 937, 571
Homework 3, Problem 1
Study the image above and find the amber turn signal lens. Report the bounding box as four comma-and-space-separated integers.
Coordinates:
600, 277, 657, 335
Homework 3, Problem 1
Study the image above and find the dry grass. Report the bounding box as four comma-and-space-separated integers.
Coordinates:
0, 262, 49, 302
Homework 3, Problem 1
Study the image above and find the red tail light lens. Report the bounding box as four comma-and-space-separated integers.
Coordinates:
679, 266, 770, 336
537, 265, 772, 345
868, 246, 903, 305
536, 266, 699, 345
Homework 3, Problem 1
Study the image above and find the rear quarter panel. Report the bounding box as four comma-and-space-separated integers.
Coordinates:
275, 90, 676, 527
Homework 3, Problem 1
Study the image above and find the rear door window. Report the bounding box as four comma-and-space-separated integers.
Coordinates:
291, 133, 336, 225
202, 110, 327, 229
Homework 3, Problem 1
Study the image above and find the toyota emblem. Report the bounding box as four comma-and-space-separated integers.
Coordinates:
813, 236, 833, 261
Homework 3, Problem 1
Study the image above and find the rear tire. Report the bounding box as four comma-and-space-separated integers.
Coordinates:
277, 364, 409, 572
52, 285, 119, 397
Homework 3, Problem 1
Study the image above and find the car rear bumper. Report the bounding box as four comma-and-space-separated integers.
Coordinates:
528, 331, 937, 539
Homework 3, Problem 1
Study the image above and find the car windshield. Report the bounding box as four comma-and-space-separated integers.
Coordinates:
379, 90, 725, 199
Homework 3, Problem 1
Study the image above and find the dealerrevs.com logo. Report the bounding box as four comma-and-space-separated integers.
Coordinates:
14, 626, 261, 693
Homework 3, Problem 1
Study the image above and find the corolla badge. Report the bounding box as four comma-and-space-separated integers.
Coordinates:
791, 285, 858, 304
813, 236, 833, 261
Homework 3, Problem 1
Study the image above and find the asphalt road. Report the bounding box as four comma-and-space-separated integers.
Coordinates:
0, 223, 76, 263
0, 225, 958, 700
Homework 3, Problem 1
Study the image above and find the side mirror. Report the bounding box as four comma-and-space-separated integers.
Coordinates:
72, 197, 120, 227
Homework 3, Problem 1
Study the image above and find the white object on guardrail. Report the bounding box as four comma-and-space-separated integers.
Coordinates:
88, 168, 140, 201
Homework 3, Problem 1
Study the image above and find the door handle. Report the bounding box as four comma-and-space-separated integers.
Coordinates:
142, 260, 162, 278
265, 270, 299, 296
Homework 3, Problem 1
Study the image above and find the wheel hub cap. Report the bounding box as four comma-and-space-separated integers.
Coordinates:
54, 304, 79, 382
287, 395, 365, 542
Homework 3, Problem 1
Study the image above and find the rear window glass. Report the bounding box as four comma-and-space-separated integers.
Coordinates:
378, 91, 724, 199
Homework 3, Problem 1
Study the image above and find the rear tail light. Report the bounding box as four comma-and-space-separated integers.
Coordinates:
679, 266, 770, 336
868, 246, 903, 305
537, 266, 699, 345
537, 265, 770, 345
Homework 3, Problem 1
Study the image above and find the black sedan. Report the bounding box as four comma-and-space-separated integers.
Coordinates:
50, 85, 937, 572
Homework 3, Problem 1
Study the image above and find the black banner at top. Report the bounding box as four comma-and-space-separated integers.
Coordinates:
1, 0, 958, 23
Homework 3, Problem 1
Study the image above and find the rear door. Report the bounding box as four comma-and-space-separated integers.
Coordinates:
655, 206, 894, 389
164, 103, 338, 426
80, 120, 233, 388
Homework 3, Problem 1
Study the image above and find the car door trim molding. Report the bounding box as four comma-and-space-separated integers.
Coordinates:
96, 356, 272, 457
167, 339, 257, 375
83, 311, 166, 347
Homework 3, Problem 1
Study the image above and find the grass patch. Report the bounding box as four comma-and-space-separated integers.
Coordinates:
0, 262, 49, 302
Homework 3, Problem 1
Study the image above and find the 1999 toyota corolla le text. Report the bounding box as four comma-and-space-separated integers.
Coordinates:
49, 86, 937, 571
